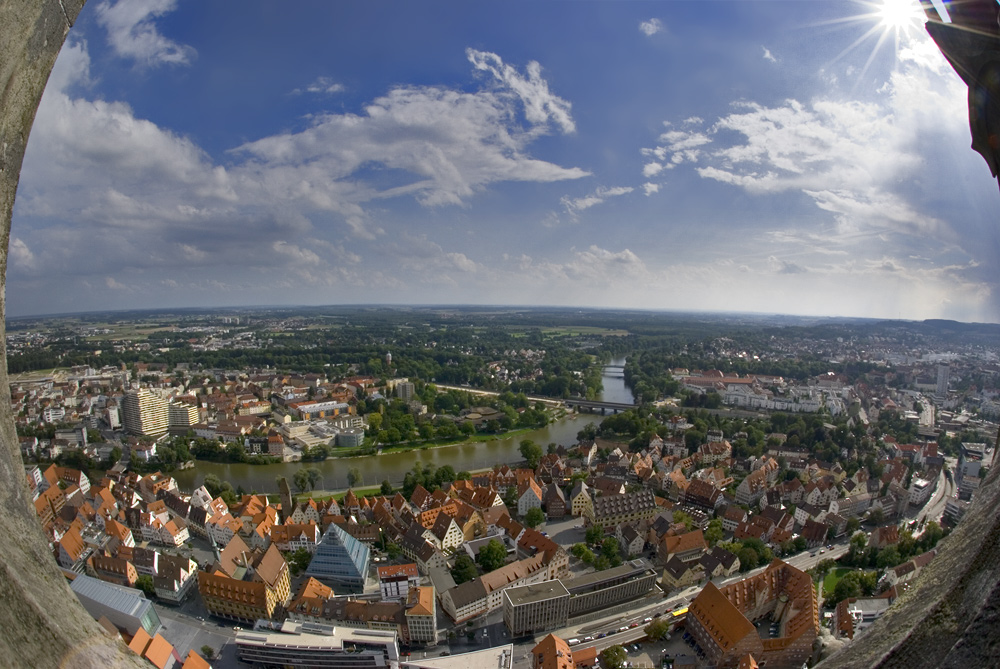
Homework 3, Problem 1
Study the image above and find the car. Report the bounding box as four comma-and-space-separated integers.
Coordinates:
827, 544, 833, 549
653, 613, 661, 618
629, 622, 639, 628
819, 549, 826, 554
584, 636, 594, 642
233, 626, 241, 631
598, 633, 606, 639
643, 617, 653, 623
619, 626, 629, 632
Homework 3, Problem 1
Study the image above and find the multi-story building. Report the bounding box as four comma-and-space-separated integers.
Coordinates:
305, 522, 371, 592
198, 535, 291, 623
378, 563, 420, 601
404, 586, 437, 644
686, 559, 818, 669
503, 580, 570, 637
167, 399, 199, 429
122, 389, 169, 437
563, 558, 658, 616
586, 490, 656, 530
235, 621, 399, 668
70, 574, 162, 639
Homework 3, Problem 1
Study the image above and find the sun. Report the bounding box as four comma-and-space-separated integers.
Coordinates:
812, 0, 930, 85
876, 0, 925, 33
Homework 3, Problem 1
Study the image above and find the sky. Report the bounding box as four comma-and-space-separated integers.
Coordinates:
10, 0, 1000, 323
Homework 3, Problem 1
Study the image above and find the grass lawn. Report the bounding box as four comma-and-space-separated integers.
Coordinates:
823, 568, 854, 597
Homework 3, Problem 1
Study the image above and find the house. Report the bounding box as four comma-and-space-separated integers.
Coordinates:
658, 529, 708, 565
869, 524, 900, 550
517, 478, 544, 517
569, 482, 593, 518
721, 506, 748, 533
543, 484, 568, 519
801, 519, 829, 548
616, 524, 645, 557
661, 556, 703, 591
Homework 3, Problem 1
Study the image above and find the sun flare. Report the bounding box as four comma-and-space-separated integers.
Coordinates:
877, 0, 924, 32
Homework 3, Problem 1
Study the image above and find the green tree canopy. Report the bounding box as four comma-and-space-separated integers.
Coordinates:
476, 539, 507, 572
451, 553, 479, 584
524, 507, 545, 528
599, 645, 627, 669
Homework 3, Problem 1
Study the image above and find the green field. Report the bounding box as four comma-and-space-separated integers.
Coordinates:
823, 568, 853, 597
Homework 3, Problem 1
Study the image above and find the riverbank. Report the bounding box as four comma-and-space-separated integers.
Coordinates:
326, 417, 570, 459
289, 463, 506, 504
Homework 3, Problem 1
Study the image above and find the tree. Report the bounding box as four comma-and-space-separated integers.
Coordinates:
200, 645, 216, 661
585, 525, 604, 545
451, 554, 479, 585
737, 547, 758, 572
476, 539, 506, 572
347, 467, 362, 488
293, 469, 310, 493
599, 645, 628, 669
524, 507, 545, 528
644, 617, 671, 641
305, 466, 322, 490
831, 574, 862, 604
286, 548, 312, 576
601, 537, 621, 561
135, 575, 155, 598
846, 517, 861, 534
876, 545, 901, 569
705, 518, 724, 546
107, 445, 122, 467
380, 479, 393, 495
519, 439, 543, 469
672, 509, 694, 532
203, 473, 223, 497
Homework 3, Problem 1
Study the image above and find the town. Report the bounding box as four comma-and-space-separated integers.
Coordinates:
13, 308, 999, 669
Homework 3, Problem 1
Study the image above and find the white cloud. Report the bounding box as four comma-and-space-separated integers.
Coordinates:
466, 49, 575, 134
95, 0, 195, 67
561, 186, 634, 215
762, 46, 777, 63
643, 162, 664, 178
639, 19, 663, 37
293, 77, 346, 95
9, 238, 36, 270
643, 183, 660, 196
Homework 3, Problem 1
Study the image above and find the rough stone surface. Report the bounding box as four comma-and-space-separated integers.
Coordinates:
0, 1, 146, 666
819, 462, 1000, 668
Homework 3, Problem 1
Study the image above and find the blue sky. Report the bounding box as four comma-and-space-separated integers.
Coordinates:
11, 0, 1000, 322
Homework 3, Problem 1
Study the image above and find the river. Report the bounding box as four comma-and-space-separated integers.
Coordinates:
172, 357, 634, 494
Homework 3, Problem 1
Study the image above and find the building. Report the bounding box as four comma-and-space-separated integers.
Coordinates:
167, 399, 200, 429
586, 490, 656, 530
198, 535, 291, 623
235, 621, 399, 668
685, 560, 818, 669
70, 574, 162, 638
378, 563, 420, 601
405, 585, 438, 644
396, 382, 415, 401
305, 521, 371, 592
563, 558, 658, 617
503, 580, 571, 637
122, 389, 169, 437
531, 633, 575, 669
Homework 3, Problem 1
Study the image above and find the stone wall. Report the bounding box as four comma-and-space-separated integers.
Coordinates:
0, 1, 147, 666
